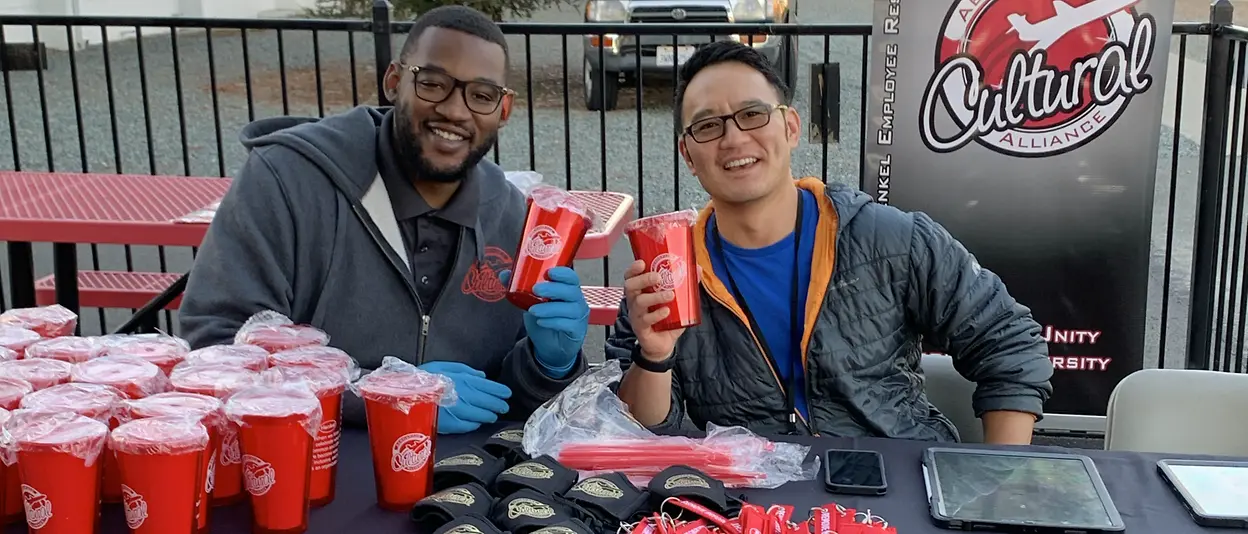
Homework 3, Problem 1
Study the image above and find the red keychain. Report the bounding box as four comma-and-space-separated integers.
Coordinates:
766, 504, 796, 534
739, 503, 768, 534
674, 519, 710, 534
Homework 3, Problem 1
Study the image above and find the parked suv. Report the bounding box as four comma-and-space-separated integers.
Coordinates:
582, 0, 799, 111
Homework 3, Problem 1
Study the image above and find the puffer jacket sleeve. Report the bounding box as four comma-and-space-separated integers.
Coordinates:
904, 212, 1054, 419
604, 296, 688, 434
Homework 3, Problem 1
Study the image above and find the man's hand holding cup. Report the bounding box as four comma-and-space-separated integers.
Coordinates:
622, 259, 687, 365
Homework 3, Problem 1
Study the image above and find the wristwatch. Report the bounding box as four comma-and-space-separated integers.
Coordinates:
630, 344, 677, 373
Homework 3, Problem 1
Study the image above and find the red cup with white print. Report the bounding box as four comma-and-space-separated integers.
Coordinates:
22, 382, 127, 503
224, 385, 322, 534
505, 186, 594, 311
261, 366, 347, 508
98, 335, 191, 376
0, 325, 40, 359
4, 411, 109, 534
183, 344, 271, 372
24, 336, 107, 364
169, 364, 260, 506
125, 392, 225, 533
0, 359, 72, 391
350, 357, 456, 511
0, 305, 78, 338
625, 210, 702, 332
110, 416, 209, 534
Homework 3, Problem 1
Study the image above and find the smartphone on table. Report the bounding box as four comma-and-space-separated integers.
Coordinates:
823, 449, 888, 496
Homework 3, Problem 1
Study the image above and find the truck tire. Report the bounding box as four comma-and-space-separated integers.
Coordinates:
584, 59, 620, 111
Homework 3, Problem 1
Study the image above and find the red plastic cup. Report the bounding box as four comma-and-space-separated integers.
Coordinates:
0, 408, 20, 525
98, 335, 191, 376
506, 186, 594, 310
263, 367, 346, 508
224, 386, 322, 534
5, 411, 109, 534
184, 344, 270, 372
125, 392, 225, 533
625, 210, 702, 332
354, 361, 453, 511
22, 382, 127, 503
236, 324, 329, 354
110, 416, 209, 534
0, 326, 40, 359
25, 336, 106, 364
0, 378, 32, 411
169, 365, 260, 506
0, 305, 78, 338
267, 346, 356, 376
71, 355, 170, 400
0, 359, 72, 391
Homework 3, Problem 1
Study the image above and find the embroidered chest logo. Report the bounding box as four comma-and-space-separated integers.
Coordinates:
428, 488, 477, 506
492, 429, 523, 442
503, 462, 554, 479
570, 478, 624, 499
435, 454, 484, 468
508, 498, 556, 519
462, 246, 513, 303
663, 474, 710, 490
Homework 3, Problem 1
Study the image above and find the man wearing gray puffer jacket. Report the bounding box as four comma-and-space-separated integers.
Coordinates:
610, 41, 1053, 443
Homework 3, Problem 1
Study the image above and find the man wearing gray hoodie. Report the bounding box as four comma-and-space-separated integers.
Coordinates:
179, 6, 591, 432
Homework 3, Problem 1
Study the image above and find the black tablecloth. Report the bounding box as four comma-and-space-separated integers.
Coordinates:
4, 423, 1233, 533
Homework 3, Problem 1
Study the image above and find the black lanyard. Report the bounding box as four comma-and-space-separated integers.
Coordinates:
711, 191, 807, 435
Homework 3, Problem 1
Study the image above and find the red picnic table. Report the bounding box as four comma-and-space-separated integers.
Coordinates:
0, 171, 631, 326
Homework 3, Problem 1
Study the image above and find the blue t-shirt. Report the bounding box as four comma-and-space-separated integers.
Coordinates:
707, 188, 819, 419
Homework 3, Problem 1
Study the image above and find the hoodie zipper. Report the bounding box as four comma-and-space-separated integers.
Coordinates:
416, 228, 463, 364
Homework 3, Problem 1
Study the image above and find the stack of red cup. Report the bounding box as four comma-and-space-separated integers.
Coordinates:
506, 185, 595, 310
109, 415, 210, 534
224, 384, 323, 534
0, 325, 40, 359
0, 305, 78, 338
124, 392, 225, 532
625, 210, 703, 331
2, 410, 110, 534
0, 359, 72, 391
71, 355, 171, 400
183, 344, 271, 372
99, 335, 192, 376
350, 356, 456, 511
25, 336, 107, 364
169, 364, 260, 506
21, 382, 127, 504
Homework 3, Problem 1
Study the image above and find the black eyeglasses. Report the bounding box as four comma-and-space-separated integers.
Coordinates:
397, 63, 515, 115
683, 103, 790, 143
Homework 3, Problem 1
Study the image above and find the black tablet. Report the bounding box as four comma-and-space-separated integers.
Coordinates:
1157, 459, 1248, 528
921, 448, 1126, 533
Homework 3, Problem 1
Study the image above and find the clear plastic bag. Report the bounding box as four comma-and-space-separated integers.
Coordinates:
260, 365, 347, 399
1, 410, 110, 467
522, 361, 820, 489
348, 356, 457, 415
70, 355, 171, 399
0, 325, 40, 357
19, 382, 126, 424
183, 344, 270, 372
223, 382, 324, 438
505, 171, 545, 196
168, 363, 260, 399
0, 347, 14, 363
109, 415, 210, 456
234, 310, 329, 353
122, 392, 226, 435
0, 358, 72, 390
25, 336, 108, 364
528, 185, 595, 226
268, 345, 361, 383
0, 305, 78, 338
0, 377, 33, 409
97, 334, 191, 374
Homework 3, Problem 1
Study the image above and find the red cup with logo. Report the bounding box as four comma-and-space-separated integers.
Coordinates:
110, 416, 209, 534
0, 359, 72, 391
0, 326, 40, 359
267, 346, 359, 379
350, 356, 456, 511
234, 311, 329, 354
25, 336, 107, 364
0, 377, 32, 411
184, 344, 270, 372
169, 365, 259, 506
98, 335, 191, 376
224, 385, 322, 534
261, 366, 346, 507
505, 186, 594, 311
124, 392, 224, 532
625, 210, 702, 331
0, 408, 20, 525
3, 410, 109, 534
0, 305, 78, 338
22, 382, 127, 503
71, 355, 171, 400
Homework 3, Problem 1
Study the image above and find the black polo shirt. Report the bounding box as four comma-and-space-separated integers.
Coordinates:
377, 110, 480, 311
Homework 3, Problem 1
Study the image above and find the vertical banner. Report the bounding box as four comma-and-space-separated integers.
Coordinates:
865, 0, 1173, 416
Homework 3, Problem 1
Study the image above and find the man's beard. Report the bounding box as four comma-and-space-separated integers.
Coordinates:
393, 110, 496, 184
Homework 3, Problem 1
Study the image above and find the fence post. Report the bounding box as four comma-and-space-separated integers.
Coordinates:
1187, 0, 1236, 370
373, 0, 393, 107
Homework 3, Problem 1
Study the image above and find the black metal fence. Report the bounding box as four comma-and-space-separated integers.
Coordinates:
0, 1, 1244, 374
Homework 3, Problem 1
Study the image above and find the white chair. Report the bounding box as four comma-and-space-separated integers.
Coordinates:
1105, 368, 1248, 456
921, 353, 984, 443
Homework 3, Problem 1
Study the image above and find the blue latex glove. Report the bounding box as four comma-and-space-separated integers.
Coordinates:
417, 361, 512, 434
499, 266, 589, 377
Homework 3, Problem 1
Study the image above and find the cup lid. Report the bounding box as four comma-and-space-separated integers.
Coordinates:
99, 335, 190, 370
269, 345, 354, 371
126, 391, 225, 431
0, 359, 72, 390
0, 377, 33, 408
169, 365, 260, 399
528, 185, 594, 223
224, 386, 323, 438
20, 383, 124, 420
625, 209, 699, 237
71, 356, 169, 398
0, 325, 40, 353
237, 324, 329, 352
262, 366, 346, 398
25, 336, 106, 364
183, 344, 270, 371
356, 370, 448, 404
5, 411, 109, 464
109, 415, 209, 456
0, 305, 77, 338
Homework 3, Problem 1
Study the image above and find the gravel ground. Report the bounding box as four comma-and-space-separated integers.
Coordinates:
0, 1, 1222, 380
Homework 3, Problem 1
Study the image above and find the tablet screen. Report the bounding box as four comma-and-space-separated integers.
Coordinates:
930, 450, 1115, 528
1166, 464, 1248, 518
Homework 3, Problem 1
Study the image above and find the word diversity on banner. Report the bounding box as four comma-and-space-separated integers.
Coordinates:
865, 0, 1174, 416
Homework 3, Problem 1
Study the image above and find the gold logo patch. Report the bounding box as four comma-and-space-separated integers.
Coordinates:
435, 454, 484, 468
571, 477, 624, 499
427, 487, 475, 506
507, 498, 556, 519
503, 462, 554, 479
664, 474, 710, 490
